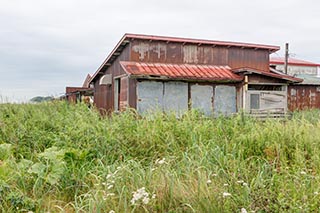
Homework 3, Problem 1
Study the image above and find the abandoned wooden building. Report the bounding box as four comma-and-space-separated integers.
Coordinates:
86, 33, 304, 115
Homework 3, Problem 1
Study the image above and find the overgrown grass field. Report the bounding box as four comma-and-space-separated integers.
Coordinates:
1, 102, 320, 212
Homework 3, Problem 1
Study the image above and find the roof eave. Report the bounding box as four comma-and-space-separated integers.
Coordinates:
89, 35, 130, 83
233, 68, 303, 83
125, 33, 280, 52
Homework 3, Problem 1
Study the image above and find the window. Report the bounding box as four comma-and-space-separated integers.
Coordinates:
250, 94, 260, 109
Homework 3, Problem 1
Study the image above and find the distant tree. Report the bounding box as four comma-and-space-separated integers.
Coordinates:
30, 96, 54, 103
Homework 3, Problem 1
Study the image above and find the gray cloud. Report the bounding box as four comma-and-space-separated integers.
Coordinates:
1, 0, 320, 102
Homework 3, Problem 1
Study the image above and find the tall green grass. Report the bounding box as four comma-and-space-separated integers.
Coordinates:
0, 101, 320, 212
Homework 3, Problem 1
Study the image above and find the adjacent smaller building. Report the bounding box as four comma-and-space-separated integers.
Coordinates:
65, 74, 93, 103
270, 57, 320, 111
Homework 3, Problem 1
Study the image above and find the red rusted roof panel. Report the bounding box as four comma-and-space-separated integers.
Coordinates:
270, 57, 320, 67
120, 61, 243, 82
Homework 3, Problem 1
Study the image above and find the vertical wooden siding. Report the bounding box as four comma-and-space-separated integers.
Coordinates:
119, 77, 128, 110
130, 40, 270, 71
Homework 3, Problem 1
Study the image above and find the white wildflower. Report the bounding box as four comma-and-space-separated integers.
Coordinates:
212, 173, 218, 177
152, 194, 156, 199
300, 171, 307, 175
241, 208, 248, 213
109, 210, 115, 213
237, 180, 244, 184
142, 196, 150, 204
107, 184, 114, 190
242, 182, 248, 186
131, 187, 151, 205
314, 192, 319, 195
155, 158, 166, 165
223, 183, 229, 186
102, 182, 107, 186
207, 179, 212, 184
106, 174, 113, 179
27, 211, 34, 213
222, 192, 231, 198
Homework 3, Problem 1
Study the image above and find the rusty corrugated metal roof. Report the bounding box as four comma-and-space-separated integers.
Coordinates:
120, 61, 243, 82
270, 57, 320, 67
233, 68, 303, 83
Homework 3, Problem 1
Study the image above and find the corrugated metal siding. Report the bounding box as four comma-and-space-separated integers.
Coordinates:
190, 84, 214, 115
214, 85, 237, 115
288, 85, 320, 111
136, 81, 239, 115
130, 40, 270, 71
94, 81, 108, 113
163, 82, 188, 115
228, 47, 270, 71
136, 81, 164, 113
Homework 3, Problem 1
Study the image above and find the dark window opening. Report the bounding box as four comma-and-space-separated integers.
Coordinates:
248, 85, 284, 91
250, 94, 260, 109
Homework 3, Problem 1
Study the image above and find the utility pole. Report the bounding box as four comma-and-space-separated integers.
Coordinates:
284, 43, 289, 74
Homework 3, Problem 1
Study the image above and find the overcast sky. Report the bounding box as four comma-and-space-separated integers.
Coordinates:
1, 0, 320, 102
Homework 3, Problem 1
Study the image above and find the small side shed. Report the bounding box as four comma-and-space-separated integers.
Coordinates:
234, 68, 301, 113
288, 75, 320, 110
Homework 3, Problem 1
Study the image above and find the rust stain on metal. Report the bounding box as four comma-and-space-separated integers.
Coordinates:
288, 85, 320, 111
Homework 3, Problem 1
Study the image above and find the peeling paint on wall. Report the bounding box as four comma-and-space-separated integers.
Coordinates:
152, 43, 167, 59
183, 45, 198, 63
132, 43, 167, 61
132, 43, 150, 60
